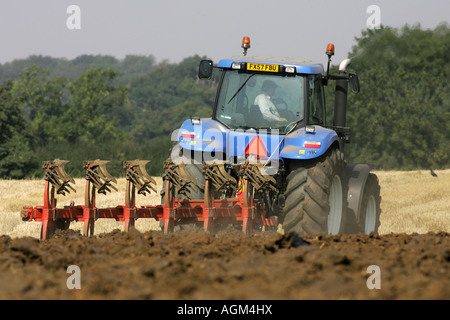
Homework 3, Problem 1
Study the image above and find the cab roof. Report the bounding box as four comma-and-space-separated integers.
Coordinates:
217, 56, 324, 75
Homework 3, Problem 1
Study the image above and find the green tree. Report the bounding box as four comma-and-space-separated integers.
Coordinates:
65, 67, 127, 144
12, 65, 68, 145
0, 81, 36, 178
343, 23, 450, 169
117, 55, 156, 85
129, 55, 216, 143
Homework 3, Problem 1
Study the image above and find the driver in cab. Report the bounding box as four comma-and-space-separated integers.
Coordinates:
254, 80, 287, 122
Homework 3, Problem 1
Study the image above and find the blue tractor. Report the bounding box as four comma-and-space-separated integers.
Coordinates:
163, 37, 381, 235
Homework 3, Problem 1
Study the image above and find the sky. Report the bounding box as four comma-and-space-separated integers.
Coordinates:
0, 0, 448, 67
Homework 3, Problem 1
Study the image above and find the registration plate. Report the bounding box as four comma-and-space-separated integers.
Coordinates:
247, 63, 279, 72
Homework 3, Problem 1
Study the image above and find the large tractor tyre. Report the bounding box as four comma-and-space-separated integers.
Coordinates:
358, 173, 381, 234
160, 145, 205, 204
282, 148, 348, 235
176, 159, 205, 200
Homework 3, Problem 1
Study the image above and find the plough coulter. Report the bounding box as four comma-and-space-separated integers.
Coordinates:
21, 159, 278, 240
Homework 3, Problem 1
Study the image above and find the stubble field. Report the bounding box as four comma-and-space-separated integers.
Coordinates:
0, 169, 449, 300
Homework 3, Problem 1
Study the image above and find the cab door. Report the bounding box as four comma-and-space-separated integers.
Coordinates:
307, 75, 326, 126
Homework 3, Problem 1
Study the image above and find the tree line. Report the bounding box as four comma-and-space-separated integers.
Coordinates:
0, 54, 216, 178
0, 23, 448, 179
344, 23, 449, 170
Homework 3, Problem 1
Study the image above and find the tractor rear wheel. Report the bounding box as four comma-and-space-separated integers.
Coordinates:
160, 145, 205, 204
358, 173, 381, 234
282, 148, 348, 235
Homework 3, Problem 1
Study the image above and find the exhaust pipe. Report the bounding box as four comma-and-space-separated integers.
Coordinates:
338, 58, 351, 73
333, 59, 351, 128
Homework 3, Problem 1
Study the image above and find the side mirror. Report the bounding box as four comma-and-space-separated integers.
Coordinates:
349, 73, 360, 93
198, 60, 213, 79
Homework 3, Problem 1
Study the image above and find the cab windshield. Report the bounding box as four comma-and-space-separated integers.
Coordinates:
215, 70, 305, 133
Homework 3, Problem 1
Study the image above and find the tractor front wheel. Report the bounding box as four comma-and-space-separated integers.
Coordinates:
358, 173, 381, 234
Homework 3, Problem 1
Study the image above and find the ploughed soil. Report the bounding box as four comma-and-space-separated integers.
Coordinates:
0, 228, 448, 300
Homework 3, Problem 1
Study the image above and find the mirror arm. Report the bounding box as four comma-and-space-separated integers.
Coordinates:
328, 74, 349, 80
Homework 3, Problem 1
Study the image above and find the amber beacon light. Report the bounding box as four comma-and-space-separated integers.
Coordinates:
325, 43, 335, 81
242, 36, 251, 56
326, 43, 335, 57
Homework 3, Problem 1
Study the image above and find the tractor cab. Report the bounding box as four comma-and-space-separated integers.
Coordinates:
199, 54, 326, 135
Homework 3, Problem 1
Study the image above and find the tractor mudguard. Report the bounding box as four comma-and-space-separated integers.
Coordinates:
178, 120, 341, 162
177, 118, 227, 153
280, 126, 340, 160
346, 163, 373, 223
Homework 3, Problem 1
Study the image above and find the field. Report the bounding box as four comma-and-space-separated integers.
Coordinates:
0, 169, 449, 300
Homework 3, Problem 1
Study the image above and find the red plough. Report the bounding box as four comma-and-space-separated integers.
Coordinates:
21, 160, 277, 240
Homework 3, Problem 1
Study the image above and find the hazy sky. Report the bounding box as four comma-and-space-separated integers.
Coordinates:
0, 0, 448, 66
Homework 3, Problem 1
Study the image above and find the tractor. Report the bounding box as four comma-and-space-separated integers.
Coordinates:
162, 37, 381, 235
21, 37, 381, 239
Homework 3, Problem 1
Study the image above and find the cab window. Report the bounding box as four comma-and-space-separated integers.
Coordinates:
308, 75, 325, 125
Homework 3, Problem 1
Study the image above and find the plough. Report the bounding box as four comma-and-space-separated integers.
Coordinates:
21, 159, 278, 240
